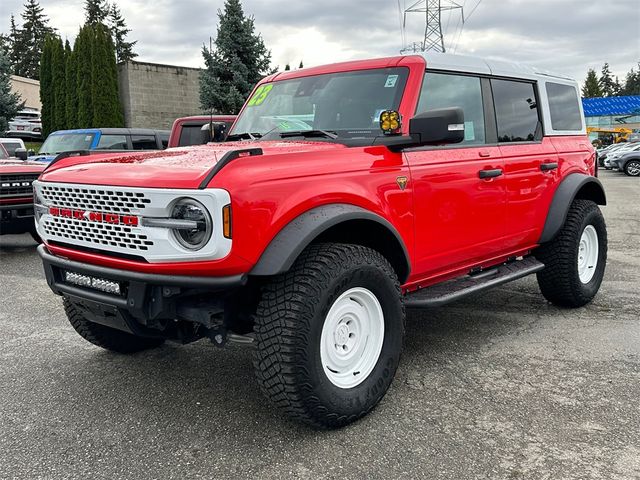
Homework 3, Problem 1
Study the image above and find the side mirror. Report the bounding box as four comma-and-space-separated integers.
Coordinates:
200, 122, 228, 144
409, 107, 465, 146
200, 123, 213, 144
15, 148, 28, 160
386, 107, 465, 151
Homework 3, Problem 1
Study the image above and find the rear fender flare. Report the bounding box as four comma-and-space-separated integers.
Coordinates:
539, 173, 606, 243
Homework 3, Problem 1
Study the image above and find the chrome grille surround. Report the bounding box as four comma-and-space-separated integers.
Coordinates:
33, 180, 232, 263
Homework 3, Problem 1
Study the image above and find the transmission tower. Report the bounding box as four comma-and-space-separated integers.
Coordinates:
400, 0, 464, 53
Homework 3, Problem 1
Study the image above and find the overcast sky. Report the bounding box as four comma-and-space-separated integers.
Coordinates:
2, 0, 639, 86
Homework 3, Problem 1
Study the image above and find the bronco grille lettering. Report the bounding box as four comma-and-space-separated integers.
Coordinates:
48, 206, 139, 226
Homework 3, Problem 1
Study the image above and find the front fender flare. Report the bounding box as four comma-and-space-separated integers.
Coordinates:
539, 173, 606, 243
250, 204, 410, 281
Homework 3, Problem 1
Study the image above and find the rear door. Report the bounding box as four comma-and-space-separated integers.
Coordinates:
405, 71, 506, 277
492, 79, 560, 250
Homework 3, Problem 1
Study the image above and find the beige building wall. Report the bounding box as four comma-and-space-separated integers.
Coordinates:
10, 75, 41, 110
118, 60, 203, 130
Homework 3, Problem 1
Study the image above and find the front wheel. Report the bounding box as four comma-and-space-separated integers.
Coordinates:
253, 243, 405, 428
535, 200, 607, 307
624, 160, 640, 176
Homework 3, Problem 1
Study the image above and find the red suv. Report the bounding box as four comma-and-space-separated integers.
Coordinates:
33, 53, 606, 428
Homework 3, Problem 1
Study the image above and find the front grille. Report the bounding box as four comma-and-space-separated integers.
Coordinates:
39, 184, 151, 214
43, 217, 154, 251
0, 174, 39, 197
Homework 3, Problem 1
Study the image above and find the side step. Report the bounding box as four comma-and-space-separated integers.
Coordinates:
404, 256, 544, 308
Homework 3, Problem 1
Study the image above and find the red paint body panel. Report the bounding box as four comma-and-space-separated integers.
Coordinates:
0, 159, 47, 175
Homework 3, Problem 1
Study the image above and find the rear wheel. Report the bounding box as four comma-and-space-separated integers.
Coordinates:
253, 243, 404, 428
535, 200, 607, 307
624, 160, 640, 176
64, 298, 165, 353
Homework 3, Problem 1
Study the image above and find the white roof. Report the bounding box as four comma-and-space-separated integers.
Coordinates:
420, 52, 574, 82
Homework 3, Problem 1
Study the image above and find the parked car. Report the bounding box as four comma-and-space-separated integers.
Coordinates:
5, 109, 42, 140
611, 149, 640, 176
598, 142, 629, 167
0, 144, 46, 241
33, 52, 606, 428
168, 115, 237, 148
603, 142, 639, 169
31, 128, 170, 162
0, 138, 26, 157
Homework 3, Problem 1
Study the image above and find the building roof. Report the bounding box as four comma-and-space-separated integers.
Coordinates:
582, 95, 640, 117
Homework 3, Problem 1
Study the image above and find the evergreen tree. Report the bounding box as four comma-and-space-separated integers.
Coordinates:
284, 63, 290, 71
13, 0, 54, 80
8, 15, 21, 72
599, 63, 618, 97
51, 36, 66, 131
199, 0, 273, 114
39, 35, 54, 136
90, 23, 123, 127
582, 68, 602, 98
620, 64, 640, 96
108, 3, 137, 63
0, 35, 10, 58
75, 26, 93, 127
299, 60, 303, 69
65, 40, 77, 127
0, 48, 24, 132
85, 0, 110, 24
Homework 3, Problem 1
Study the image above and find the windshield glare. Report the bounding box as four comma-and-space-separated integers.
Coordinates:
231, 67, 409, 139
40, 133, 95, 154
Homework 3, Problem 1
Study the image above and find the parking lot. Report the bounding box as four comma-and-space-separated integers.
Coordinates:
0, 170, 638, 480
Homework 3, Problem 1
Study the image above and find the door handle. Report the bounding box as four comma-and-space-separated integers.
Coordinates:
478, 150, 491, 158
540, 162, 558, 171
479, 168, 503, 179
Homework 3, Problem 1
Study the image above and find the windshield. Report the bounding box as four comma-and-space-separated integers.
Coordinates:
40, 133, 96, 155
230, 67, 409, 140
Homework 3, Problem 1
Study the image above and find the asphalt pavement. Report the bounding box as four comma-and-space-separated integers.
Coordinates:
0, 170, 638, 480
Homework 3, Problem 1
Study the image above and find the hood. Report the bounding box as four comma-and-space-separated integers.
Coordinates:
39, 140, 347, 188
0, 159, 47, 174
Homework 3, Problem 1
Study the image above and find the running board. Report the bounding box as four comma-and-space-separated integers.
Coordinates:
404, 257, 545, 308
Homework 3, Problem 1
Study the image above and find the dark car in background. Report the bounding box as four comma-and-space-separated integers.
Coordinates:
31, 128, 170, 162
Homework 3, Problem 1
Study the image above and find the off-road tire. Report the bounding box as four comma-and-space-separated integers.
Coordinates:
535, 200, 607, 307
253, 243, 405, 428
624, 160, 640, 176
64, 298, 165, 353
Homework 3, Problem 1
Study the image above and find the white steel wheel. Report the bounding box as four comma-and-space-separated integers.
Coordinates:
320, 287, 385, 389
578, 225, 599, 284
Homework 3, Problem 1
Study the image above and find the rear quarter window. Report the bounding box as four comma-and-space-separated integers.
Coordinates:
545, 82, 582, 131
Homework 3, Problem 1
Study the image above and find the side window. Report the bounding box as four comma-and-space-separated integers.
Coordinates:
546, 82, 582, 131
416, 72, 485, 144
131, 134, 157, 150
96, 134, 128, 150
491, 79, 540, 142
178, 125, 205, 147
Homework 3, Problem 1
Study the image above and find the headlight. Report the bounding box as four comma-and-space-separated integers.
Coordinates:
170, 198, 212, 250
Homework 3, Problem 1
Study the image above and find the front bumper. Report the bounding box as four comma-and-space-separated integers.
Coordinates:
0, 202, 35, 235
39, 244, 247, 334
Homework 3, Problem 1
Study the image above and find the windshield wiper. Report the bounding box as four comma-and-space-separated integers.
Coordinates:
279, 130, 338, 140
226, 132, 262, 141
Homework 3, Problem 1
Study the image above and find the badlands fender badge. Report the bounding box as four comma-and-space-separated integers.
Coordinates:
396, 176, 408, 190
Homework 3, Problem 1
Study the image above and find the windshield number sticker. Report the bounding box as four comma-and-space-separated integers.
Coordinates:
384, 75, 399, 88
247, 84, 273, 107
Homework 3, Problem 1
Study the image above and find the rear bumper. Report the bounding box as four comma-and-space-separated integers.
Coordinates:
39, 244, 248, 332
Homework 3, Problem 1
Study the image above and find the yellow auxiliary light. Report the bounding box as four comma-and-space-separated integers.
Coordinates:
379, 110, 401, 135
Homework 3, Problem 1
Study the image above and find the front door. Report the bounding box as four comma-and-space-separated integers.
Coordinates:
405, 71, 507, 278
